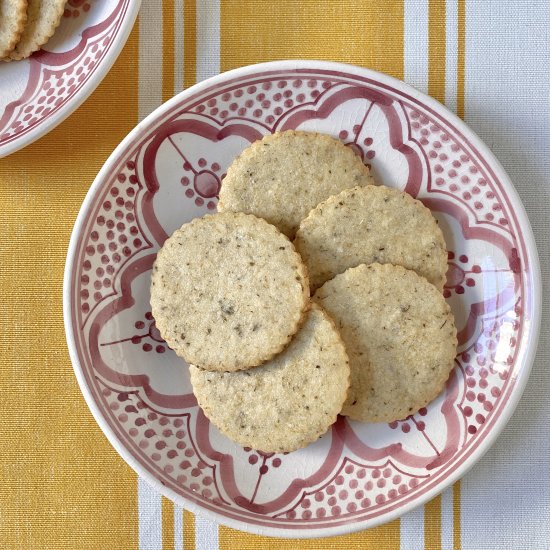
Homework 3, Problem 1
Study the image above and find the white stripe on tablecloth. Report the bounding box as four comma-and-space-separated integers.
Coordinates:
174, 504, 183, 550
137, 2, 163, 120
400, 504, 424, 550
440, 487, 454, 550
195, 515, 219, 550
444, 0, 458, 112
402, 4, 429, 545
460, 1, 550, 549
404, 0, 429, 94
138, 478, 163, 550
441, 6, 458, 545
196, 0, 220, 82
174, 0, 184, 95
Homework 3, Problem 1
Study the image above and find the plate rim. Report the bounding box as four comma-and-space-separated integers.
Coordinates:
63, 59, 542, 539
0, 0, 142, 159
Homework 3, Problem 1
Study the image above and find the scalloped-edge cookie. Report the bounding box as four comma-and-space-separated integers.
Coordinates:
151, 212, 310, 372
295, 185, 448, 291
190, 304, 350, 452
218, 130, 375, 239
9, 0, 66, 61
0, 0, 28, 59
313, 263, 457, 423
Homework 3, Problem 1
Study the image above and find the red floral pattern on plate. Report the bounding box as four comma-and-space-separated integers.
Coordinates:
65, 64, 538, 536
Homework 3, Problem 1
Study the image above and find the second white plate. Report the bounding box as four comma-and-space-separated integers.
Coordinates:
0, 0, 141, 158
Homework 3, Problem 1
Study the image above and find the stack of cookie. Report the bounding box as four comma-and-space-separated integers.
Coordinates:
151, 131, 457, 453
0, 0, 67, 61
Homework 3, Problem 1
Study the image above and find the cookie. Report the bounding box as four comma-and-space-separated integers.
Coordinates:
313, 263, 457, 423
189, 304, 350, 452
218, 131, 375, 239
9, 0, 66, 61
0, 0, 28, 59
150, 212, 309, 372
294, 185, 448, 291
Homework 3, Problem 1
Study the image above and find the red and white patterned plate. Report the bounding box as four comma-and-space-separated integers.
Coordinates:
63, 61, 541, 538
0, 0, 140, 158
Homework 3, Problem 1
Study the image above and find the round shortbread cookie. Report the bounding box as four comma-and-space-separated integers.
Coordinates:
9, 0, 66, 61
0, 0, 28, 59
294, 185, 448, 291
313, 263, 457, 423
189, 304, 350, 453
218, 131, 375, 239
150, 212, 309, 372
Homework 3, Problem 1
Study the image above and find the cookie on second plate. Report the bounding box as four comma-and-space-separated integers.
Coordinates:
313, 263, 457, 423
190, 304, 350, 453
0, 0, 28, 59
150, 212, 309, 372
218, 131, 375, 238
294, 185, 448, 291
9, 0, 66, 61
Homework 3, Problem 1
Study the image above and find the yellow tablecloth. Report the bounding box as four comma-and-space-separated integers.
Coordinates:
2, 1, 549, 549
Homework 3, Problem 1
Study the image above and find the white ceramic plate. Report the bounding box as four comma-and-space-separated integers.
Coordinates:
0, 0, 140, 158
64, 61, 541, 538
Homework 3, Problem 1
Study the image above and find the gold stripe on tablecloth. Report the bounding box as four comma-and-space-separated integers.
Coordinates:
162, 497, 175, 549
428, 0, 446, 104
453, 482, 461, 550
184, 509, 196, 549
220, 0, 404, 79
425, 494, 442, 550
217, 1, 404, 545
0, 24, 141, 550
218, 525, 401, 550
184, 0, 197, 88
